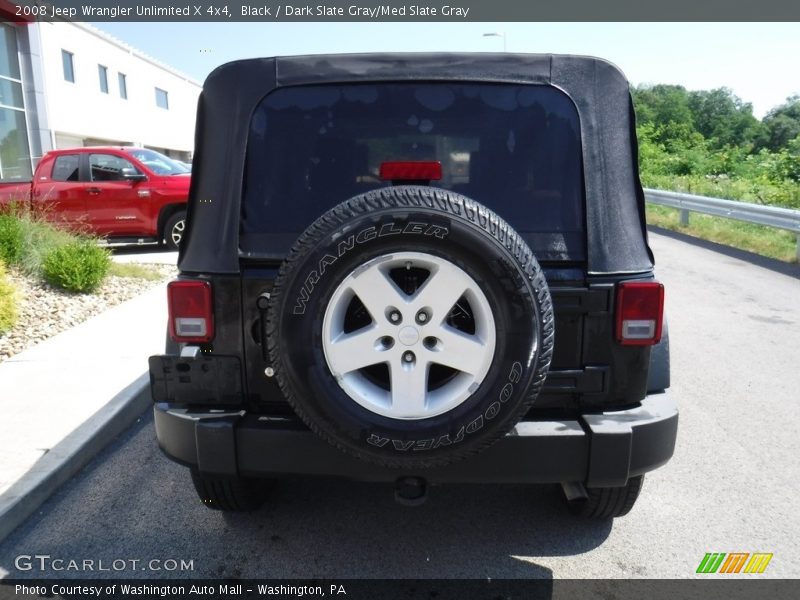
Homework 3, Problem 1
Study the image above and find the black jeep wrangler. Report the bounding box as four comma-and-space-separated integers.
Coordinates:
149, 53, 677, 518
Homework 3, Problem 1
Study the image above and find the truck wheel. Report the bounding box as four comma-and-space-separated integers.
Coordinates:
266, 186, 554, 469
567, 476, 645, 519
190, 470, 273, 511
163, 211, 186, 250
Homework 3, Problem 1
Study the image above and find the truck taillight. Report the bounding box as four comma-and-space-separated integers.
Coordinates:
168, 280, 214, 343
615, 281, 664, 346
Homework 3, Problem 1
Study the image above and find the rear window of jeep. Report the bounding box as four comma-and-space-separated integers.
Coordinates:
241, 83, 585, 262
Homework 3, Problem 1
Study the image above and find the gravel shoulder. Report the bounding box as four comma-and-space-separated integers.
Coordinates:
0, 264, 176, 361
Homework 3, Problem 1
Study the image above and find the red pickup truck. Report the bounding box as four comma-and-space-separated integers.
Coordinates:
0, 147, 190, 249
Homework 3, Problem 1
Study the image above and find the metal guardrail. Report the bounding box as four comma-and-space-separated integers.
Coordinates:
644, 188, 800, 259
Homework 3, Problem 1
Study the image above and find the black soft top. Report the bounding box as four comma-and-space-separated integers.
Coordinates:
179, 53, 653, 276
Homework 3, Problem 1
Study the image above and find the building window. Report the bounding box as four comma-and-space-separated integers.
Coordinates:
155, 87, 169, 109
0, 78, 24, 108
0, 108, 33, 181
62, 50, 75, 83
0, 24, 32, 182
98, 65, 108, 93
1, 25, 21, 80
118, 73, 127, 99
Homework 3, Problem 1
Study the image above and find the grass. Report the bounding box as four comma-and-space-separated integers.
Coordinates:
0, 206, 113, 293
18, 218, 75, 276
108, 262, 163, 280
642, 174, 800, 210
0, 260, 18, 334
646, 204, 799, 263
0, 215, 24, 265
0, 205, 75, 276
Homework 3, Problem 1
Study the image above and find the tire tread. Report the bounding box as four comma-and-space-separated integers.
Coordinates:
190, 470, 271, 511
570, 476, 645, 519
266, 186, 555, 469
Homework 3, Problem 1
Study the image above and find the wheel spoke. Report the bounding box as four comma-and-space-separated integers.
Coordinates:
322, 251, 497, 420
431, 326, 489, 376
348, 265, 406, 320
326, 326, 383, 375
412, 262, 474, 322
389, 361, 429, 417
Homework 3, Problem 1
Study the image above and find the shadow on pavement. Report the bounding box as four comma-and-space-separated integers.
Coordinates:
647, 225, 800, 279
0, 412, 610, 581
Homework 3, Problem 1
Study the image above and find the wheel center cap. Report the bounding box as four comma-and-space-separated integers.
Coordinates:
398, 326, 420, 346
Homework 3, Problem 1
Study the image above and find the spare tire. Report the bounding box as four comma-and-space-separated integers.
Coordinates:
266, 186, 553, 468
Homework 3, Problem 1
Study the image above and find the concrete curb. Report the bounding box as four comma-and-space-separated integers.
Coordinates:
0, 373, 150, 543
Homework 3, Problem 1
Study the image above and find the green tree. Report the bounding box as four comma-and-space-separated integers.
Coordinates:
760, 96, 800, 152
687, 88, 763, 149
632, 84, 693, 123
631, 82, 800, 209
772, 135, 800, 182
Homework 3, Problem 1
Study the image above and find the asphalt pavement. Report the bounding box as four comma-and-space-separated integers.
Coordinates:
0, 233, 797, 579
0, 249, 177, 542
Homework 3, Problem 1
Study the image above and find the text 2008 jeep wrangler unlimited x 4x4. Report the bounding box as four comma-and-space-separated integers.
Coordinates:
149, 53, 677, 518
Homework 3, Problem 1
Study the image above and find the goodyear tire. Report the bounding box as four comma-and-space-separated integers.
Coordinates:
267, 186, 554, 468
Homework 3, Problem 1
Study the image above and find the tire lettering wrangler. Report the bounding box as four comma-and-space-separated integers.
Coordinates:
293, 221, 449, 314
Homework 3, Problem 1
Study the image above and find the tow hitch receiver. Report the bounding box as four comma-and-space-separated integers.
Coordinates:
394, 476, 428, 506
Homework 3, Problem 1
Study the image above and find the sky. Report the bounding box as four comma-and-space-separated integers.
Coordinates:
96, 22, 800, 119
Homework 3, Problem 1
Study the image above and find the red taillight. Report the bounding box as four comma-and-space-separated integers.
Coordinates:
615, 282, 664, 346
167, 280, 214, 343
379, 161, 442, 182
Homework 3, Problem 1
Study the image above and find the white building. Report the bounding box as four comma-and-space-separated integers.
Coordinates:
1, 17, 201, 181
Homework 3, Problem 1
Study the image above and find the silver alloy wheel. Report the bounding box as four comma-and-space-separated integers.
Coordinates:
170, 219, 185, 246
322, 252, 496, 420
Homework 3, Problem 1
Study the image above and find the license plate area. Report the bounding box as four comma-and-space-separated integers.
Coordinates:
149, 355, 243, 405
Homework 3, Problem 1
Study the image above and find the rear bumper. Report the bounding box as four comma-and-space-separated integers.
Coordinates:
153, 390, 677, 487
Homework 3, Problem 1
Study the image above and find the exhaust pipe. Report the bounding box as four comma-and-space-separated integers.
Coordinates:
561, 481, 588, 502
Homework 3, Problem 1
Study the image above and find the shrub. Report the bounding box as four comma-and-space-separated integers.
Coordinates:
41, 240, 111, 293
19, 218, 75, 277
0, 214, 24, 266
0, 260, 18, 334
0, 209, 76, 276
